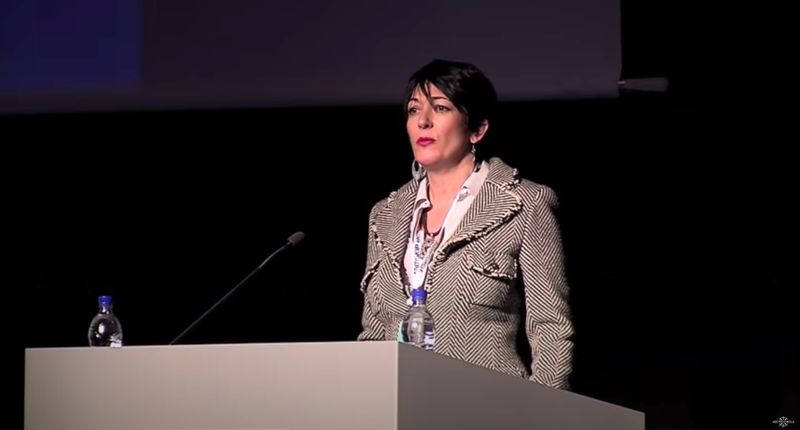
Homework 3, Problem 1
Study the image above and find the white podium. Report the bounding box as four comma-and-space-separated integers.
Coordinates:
25, 341, 644, 430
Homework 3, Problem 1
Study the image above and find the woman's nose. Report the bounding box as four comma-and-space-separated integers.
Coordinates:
418, 109, 432, 129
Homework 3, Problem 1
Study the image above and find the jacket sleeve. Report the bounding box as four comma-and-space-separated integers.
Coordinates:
357, 204, 386, 341
519, 185, 574, 389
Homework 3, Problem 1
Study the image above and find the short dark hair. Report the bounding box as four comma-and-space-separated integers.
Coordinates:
404, 59, 497, 134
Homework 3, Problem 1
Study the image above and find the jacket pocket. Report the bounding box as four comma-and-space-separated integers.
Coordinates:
467, 250, 518, 282
465, 250, 518, 307
360, 259, 381, 293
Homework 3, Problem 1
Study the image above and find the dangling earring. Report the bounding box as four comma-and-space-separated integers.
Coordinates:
471, 144, 477, 157
411, 160, 426, 181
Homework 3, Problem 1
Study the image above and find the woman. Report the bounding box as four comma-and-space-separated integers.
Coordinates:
357, 59, 574, 390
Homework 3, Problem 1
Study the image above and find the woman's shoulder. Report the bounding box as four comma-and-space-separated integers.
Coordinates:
516, 178, 560, 208
486, 157, 560, 208
368, 178, 418, 220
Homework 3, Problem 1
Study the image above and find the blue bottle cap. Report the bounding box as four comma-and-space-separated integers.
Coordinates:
411, 289, 427, 302
98, 295, 113, 306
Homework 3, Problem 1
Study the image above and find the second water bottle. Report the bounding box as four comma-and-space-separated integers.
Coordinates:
88, 295, 123, 347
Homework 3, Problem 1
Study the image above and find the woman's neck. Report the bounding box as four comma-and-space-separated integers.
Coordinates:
426, 155, 475, 204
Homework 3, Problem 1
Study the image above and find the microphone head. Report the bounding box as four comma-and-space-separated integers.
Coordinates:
287, 231, 305, 247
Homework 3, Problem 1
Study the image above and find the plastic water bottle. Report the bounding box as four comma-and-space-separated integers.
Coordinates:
400, 289, 435, 350
88, 295, 123, 347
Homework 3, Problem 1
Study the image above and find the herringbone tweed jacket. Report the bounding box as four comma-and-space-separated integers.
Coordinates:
357, 157, 574, 389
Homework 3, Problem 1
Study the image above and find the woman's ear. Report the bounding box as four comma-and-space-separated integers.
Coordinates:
470, 120, 489, 144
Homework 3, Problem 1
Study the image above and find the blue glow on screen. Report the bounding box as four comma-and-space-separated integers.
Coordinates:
0, 0, 139, 93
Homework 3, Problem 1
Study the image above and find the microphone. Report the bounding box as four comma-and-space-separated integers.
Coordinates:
169, 231, 305, 345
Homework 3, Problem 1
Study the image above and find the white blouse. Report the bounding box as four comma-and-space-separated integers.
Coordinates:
402, 160, 489, 297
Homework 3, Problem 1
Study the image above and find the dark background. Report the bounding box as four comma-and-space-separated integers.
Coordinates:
4, 2, 797, 430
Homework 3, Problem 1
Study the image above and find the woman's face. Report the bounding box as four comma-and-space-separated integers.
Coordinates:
407, 84, 476, 171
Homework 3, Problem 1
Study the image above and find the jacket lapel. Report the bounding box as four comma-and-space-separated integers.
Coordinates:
370, 157, 522, 283
371, 180, 417, 279
438, 158, 523, 256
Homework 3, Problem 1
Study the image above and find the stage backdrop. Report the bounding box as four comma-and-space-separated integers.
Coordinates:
1, 0, 620, 113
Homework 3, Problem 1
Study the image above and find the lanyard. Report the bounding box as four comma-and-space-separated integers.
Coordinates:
409, 183, 466, 291
408, 160, 483, 292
